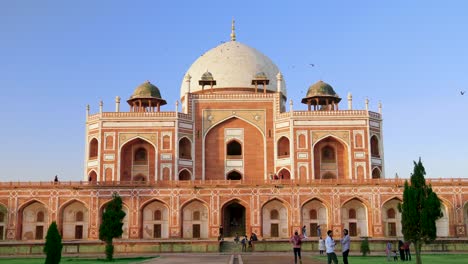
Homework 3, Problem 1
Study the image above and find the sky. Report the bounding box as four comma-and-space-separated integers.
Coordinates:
0, 0, 467, 181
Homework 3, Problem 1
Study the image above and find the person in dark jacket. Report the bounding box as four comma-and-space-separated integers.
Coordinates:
398, 240, 405, 261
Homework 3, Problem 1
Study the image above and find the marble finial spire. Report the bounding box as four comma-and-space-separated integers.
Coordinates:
230, 19, 236, 41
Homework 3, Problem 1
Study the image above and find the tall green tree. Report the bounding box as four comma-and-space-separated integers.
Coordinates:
99, 192, 126, 261
43, 221, 62, 264
399, 158, 442, 264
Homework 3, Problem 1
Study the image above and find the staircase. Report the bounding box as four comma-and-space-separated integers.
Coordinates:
220, 240, 242, 253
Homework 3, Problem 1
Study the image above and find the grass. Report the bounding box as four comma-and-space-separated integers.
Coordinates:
312, 254, 468, 264
0, 257, 155, 264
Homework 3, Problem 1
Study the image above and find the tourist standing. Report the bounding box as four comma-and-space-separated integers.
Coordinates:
385, 241, 392, 262
241, 235, 248, 252
341, 229, 350, 264
302, 225, 307, 238
290, 231, 303, 264
218, 225, 224, 241
398, 240, 405, 261
319, 236, 325, 255
325, 230, 338, 264
404, 241, 411, 261
317, 225, 322, 238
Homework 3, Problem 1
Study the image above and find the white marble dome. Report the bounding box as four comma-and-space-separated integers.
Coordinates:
180, 41, 286, 98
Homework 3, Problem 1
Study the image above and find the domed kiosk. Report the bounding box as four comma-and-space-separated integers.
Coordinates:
301, 80, 341, 111
127, 81, 167, 112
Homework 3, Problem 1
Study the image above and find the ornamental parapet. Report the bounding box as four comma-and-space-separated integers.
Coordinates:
1, 178, 466, 189
277, 110, 381, 120
192, 93, 275, 100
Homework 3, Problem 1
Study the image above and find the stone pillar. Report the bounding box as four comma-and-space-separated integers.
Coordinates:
99, 100, 103, 113
365, 98, 369, 110
115, 96, 120, 112
347, 92, 352, 110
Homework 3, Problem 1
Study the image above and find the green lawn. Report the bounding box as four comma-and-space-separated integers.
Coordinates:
0, 257, 155, 264
312, 254, 468, 264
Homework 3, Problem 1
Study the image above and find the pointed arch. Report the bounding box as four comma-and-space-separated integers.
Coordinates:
301, 198, 329, 237
18, 200, 48, 240
179, 137, 192, 159
59, 199, 89, 239
372, 167, 382, 179
277, 136, 290, 158
181, 199, 209, 239
204, 116, 265, 181
436, 199, 452, 237
89, 137, 98, 159
140, 199, 170, 239
226, 139, 242, 157
119, 136, 156, 182
277, 167, 291, 180
312, 135, 350, 180
178, 168, 192, 181
226, 169, 242, 180
341, 197, 369, 237
261, 198, 290, 238
87, 169, 98, 182
370, 135, 380, 157
221, 198, 249, 238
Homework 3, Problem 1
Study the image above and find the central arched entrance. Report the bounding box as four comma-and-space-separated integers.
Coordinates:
222, 202, 246, 237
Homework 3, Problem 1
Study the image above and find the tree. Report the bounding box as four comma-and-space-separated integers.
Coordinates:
360, 237, 370, 256
99, 192, 126, 261
398, 158, 442, 264
43, 221, 62, 264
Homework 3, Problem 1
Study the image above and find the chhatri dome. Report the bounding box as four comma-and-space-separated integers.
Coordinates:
180, 20, 286, 99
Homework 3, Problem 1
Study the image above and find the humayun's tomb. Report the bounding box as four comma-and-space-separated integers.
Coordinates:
1, 22, 468, 254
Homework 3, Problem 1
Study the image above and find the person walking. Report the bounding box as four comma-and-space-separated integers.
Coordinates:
325, 230, 338, 264
341, 229, 350, 264
290, 231, 303, 264
385, 241, 393, 262
319, 236, 325, 255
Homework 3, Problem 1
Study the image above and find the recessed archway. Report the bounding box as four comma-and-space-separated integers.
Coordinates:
222, 201, 246, 237
313, 136, 349, 180
382, 198, 402, 237
227, 170, 242, 180
262, 199, 289, 238
120, 138, 156, 182
341, 198, 368, 237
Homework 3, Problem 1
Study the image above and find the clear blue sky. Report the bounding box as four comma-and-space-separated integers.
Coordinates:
0, 1, 467, 181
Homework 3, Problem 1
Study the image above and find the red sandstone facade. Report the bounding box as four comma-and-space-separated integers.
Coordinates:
1, 29, 468, 243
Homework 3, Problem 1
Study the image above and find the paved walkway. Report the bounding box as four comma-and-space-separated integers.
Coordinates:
141, 253, 324, 264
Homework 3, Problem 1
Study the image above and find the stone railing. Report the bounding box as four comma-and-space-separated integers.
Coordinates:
277, 110, 381, 120
1, 178, 467, 188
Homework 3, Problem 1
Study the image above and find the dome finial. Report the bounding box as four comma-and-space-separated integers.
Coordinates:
230, 19, 236, 41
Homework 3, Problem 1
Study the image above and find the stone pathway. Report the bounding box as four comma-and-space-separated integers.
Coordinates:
140, 254, 231, 264
241, 253, 323, 264
140, 253, 324, 264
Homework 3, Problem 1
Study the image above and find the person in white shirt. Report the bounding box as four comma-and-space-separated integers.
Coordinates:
325, 230, 338, 264
318, 236, 325, 255
341, 229, 350, 264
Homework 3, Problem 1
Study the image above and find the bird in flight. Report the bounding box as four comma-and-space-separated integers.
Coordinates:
461, 91, 466, 95
309, 63, 315, 67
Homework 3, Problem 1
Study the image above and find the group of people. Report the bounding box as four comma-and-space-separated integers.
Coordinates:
386, 240, 411, 261
233, 232, 258, 252
291, 228, 350, 264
